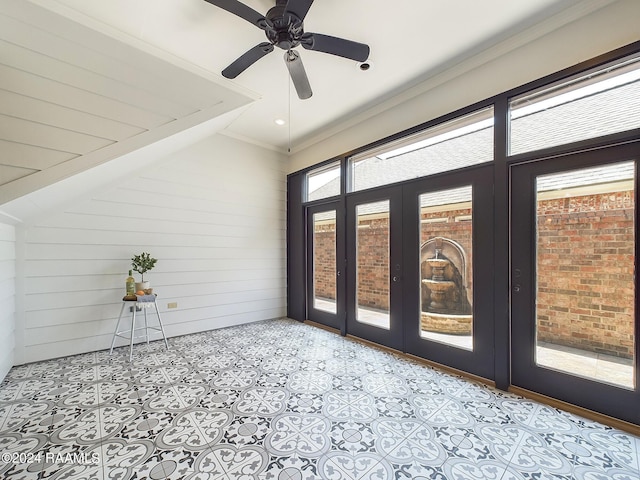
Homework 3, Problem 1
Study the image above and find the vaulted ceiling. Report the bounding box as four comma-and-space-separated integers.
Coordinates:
0, 0, 623, 206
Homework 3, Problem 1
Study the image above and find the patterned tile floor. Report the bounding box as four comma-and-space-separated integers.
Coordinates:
0, 318, 639, 479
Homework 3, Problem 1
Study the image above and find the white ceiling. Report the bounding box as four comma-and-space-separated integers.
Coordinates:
24, 0, 607, 151
0, 0, 618, 206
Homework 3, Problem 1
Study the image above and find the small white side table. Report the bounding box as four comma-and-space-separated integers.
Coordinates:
110, 294, 169, 362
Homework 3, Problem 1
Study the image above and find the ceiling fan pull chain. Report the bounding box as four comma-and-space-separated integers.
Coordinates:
288, 52, 292, 154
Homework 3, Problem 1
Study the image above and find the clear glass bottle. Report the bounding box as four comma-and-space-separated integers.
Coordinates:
126, 270, 136, 296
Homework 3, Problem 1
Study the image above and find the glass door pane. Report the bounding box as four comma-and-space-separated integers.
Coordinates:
535, 161, 635, 388
419, 186, 473, 350
356, 200, 390, 329
312, 210, 337, 314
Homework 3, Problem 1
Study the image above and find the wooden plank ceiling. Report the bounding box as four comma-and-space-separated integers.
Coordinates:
0, 0, 254, 205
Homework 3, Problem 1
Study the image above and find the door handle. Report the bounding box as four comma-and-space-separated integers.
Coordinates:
393, 264, 401, 282
513, 268, 522, 292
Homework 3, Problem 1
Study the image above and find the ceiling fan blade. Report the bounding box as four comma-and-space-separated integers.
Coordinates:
284, 50, 312, 100
284, 0, 314, 22
203, 0, 269, 29
301, 33, 369, 62
222, 42, 274, 79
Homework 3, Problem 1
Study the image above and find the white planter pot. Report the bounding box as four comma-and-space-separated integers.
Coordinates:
135, 281, 150, 291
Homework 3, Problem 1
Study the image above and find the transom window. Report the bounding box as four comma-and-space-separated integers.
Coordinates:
347, 107, 494, 193
509, 54, 640, 155
305, 161, 341, 202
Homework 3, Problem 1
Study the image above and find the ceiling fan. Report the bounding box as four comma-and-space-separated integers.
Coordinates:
203, 0, 370, 99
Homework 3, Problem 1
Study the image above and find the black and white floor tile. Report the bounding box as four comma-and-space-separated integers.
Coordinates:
0, 318, 638, 479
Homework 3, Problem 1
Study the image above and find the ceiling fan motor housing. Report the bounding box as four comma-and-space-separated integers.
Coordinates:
265, 5, 303, 50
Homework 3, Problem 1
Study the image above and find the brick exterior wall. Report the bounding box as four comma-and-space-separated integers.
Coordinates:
313, 221, 337, 301
312, 190, 634, 358
356, 217, 390, 310
537, 190, 634, 359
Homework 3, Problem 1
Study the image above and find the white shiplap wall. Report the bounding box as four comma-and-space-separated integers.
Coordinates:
0, 223, 16, 379
17, 134, 287, 364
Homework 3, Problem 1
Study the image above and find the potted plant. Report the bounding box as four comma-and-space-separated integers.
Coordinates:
131, 252, 157, 291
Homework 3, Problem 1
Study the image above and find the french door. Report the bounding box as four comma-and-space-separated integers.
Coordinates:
340, 165, 494, 378
306, 202, 344, 331
345, 186, 404, 350
511, 145, 639, 423
403, 166, 494, 379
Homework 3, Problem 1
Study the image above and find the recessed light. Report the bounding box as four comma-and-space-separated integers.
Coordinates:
274, 119, 286, 126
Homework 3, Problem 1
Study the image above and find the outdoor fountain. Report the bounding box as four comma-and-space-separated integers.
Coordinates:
420, 237, 472, 335
422, 253, 456, 311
